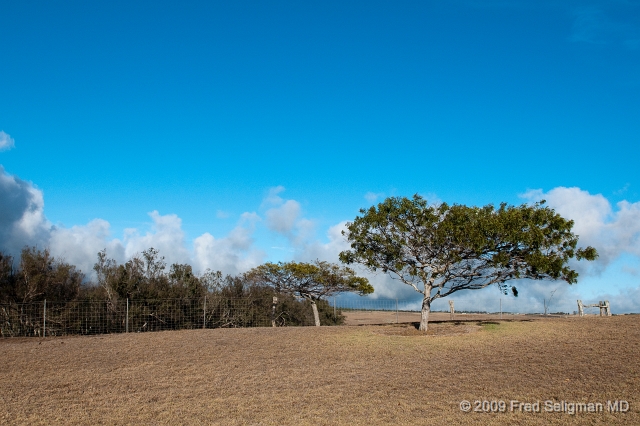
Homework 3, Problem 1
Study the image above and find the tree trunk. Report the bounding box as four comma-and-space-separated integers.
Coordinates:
311, 301, 321, 327
419, 295, 431, 331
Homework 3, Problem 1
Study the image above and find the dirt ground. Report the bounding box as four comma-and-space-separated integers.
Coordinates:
1, 315, 638, 425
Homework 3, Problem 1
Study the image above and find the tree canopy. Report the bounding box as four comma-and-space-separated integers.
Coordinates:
339, 195, 598, 331
246, 260, 373, 326
0, 247, 83, 304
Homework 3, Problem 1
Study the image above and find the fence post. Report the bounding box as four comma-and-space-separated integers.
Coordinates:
43, 299, 46, 337
203, 296, 207, 329
126, 299, 129, 333
500, 298, 502, 320
333, 296, 336, 321
271, 296, 277, 327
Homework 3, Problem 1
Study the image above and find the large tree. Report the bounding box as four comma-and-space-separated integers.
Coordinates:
339, 195, 598, 331
246, 260, 373, 326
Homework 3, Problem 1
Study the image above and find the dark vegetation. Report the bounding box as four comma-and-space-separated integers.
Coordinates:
0, 247, 349, 337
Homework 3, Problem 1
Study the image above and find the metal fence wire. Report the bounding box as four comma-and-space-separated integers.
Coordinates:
2, 296, 595, 338
0, 296, 324, 338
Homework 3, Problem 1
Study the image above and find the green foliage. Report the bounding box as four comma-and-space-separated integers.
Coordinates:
0, 247, 83, 303
245, 260, 369, 326
246, 260, 373, 301
213, 282, 344, 326
92, 248, 207, 300
339, 195, 598, 301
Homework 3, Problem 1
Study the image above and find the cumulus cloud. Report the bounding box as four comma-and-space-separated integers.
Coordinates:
300, 221, 350, 262
0, 166, 50, 254
0, 131, 15, 151
193, 212, 264, 275
122, 211, 191, 266
266, 200, 301, 234
2, 164, 639, 312
0, 165, 265, 278
49, 219, 125, 275
263, 186, 315, 247
261, 185, 286, 207
522, 187, 640, 271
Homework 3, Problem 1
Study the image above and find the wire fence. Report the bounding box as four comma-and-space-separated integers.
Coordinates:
2, 296, 609, 337
330, 297, 600, 318
0, 297, 327, 338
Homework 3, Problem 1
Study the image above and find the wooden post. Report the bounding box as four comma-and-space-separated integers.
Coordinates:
203, 296, 207, 329
578, 300, 611, 317
500, 298, 502, 320
597, 300, 612, 317
271, 296, 277, 327
449, 300, 455, 320
43, 299, 46, 337
126, 298, 129, 333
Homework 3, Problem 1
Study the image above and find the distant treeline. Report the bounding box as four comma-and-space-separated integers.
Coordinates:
0, 247, 343, 329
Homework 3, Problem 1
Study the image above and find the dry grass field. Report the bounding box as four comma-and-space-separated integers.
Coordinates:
1, 316, 639, 425
341, 310, 549, 325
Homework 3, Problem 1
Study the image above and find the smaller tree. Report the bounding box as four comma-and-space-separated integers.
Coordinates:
246, 260, 373, 326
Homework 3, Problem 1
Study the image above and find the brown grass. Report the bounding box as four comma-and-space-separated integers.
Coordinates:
341, 309, 551, 325
1, 316, 639, 425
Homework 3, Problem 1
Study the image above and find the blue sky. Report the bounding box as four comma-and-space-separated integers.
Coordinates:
1, 1, 639, 312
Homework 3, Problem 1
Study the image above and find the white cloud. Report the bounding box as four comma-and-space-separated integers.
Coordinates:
266, 200, 301, 234
614, 183, 630, 195
122, 211, 191, 267
261, 185, 286, 207
193, 212, 264, 275
521, 187, 640, 271
2, 166, 639, 312
0, 166, 50, 254
299, 221, 349, 262
0, 166, 265, 278
49, 219, 125, 274
364, 192, 385, 204
0, 131, 15, 151
263, 187, 315, 247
